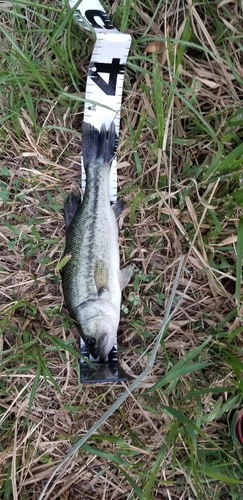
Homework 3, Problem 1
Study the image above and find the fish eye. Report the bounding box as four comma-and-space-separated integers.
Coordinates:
86, 336, 96, 347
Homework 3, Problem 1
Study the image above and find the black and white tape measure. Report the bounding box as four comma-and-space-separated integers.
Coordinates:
69, 0, 131, 202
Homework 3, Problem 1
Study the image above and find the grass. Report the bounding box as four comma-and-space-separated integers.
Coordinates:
1, 0, 243, 498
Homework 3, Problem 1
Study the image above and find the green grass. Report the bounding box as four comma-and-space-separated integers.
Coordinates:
1, 0, 243, 499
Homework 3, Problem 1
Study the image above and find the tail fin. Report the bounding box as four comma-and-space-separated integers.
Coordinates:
82, 122, 116, 168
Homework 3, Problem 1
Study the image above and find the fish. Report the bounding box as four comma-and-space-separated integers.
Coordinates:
62, 122, 132, 361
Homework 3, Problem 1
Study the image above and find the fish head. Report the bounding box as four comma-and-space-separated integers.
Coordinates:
81, 317, 117, 361
76, 300, 119, 361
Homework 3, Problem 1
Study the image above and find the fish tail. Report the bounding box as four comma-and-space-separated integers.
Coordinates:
82, 122, 116, 169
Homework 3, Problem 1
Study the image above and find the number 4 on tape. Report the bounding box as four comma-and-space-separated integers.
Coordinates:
69, 0, 131, 202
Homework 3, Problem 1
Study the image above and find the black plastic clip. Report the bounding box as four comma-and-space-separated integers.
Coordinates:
80, 339, 127, 384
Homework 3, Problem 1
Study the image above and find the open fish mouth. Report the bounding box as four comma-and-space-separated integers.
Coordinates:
85, 333, 108, 360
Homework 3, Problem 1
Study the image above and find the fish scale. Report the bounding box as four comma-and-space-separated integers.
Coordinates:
63, 185, 118, 309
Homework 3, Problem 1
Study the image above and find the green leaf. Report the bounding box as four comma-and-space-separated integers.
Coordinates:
0, 183, 9, 201
26, 361, 41, 421
56, 254, 72, 270
81, 443, 131, 466
119, 467, 149, 500
203, 143, 243, 181
152, 51, 164, 148
0, 165, 10, 176
31, 225, 41, 242
202, 468, 243, 484
143, 422, 177, 495
232, 188, 243, 206
130, 190, 144, 227
147, 337, 212, 392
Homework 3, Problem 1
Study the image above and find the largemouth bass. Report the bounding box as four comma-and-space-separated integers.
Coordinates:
62, 122, 131, 361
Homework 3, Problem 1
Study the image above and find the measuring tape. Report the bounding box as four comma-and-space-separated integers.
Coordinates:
69, 0, 131, 202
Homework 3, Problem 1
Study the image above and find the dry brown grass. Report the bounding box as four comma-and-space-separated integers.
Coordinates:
1, 0, 243, 499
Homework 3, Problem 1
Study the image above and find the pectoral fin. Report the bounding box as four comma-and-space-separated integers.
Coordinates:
94, 259, 109, 294
112, 199, 124, 224
119, 267, 132, 290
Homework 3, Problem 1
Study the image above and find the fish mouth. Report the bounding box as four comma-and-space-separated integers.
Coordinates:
85, 334, 108, 361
